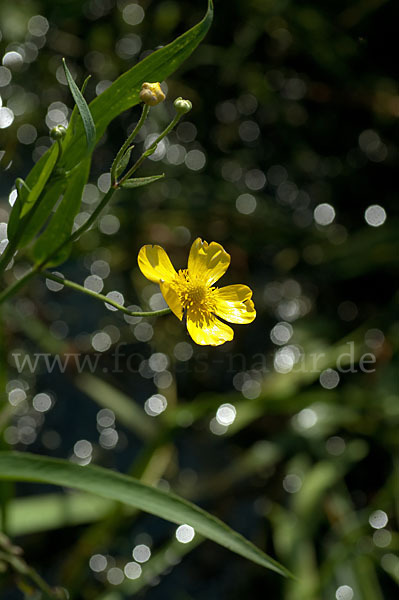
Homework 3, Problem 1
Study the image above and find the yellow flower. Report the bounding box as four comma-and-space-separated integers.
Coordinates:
138, 238, 256, 346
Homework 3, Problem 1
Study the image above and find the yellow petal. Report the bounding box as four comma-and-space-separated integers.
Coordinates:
213, 284, 256, 324
160, 280, 183, 320
186, 310, 234, 346
187, 238, 230, 286
138, 245, 177, 284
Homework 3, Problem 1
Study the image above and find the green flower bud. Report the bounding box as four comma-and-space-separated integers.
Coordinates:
174, 97, 192, 114
50, 125, 67, 140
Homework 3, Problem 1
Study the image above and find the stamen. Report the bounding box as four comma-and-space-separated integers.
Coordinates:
173, 270, 214, 316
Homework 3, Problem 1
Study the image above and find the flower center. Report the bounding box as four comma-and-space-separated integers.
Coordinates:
187, 283, 206, 304
174, 270, 214, 316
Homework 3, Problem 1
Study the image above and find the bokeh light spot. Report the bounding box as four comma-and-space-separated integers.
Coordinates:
369, 510, 388, 530
0, 107, 14, 128
176, 524, 195, 543
314, 203, 335, 225
319, 369, 339, 389
335, 585, 353, 600
364, 204, 386, 227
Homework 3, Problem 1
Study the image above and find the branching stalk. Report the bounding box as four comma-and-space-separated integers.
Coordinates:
117, 112, 184, 186
42, 271, 170, 318
111, 104, 150, 185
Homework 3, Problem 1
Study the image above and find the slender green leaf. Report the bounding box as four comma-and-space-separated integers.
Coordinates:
7, 492, 118, 536
15, 178, 31, 197
8, 153, 61, 245
63, 59, 96, 152
20, 143, 59, 218
120, 174, 165, 188
60, 0, 213, 169
32, 158, 91, 266
114, 145, 134, 179
7, 196, 22, 243
18, 179, 67, 248
67, 74, 91, 136
8, 178, 32, 238
8, 145, 61, 243
10, 0, 212, 228
0, 451, 291, 577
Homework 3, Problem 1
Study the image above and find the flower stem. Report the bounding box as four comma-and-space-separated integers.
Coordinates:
0, 105, 183, 301
36, 185, 117, 270
111, 104, 150, 185
43, 271, 171, 318
117, 112, 183, 186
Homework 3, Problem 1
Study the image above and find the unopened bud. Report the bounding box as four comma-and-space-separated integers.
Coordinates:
50, 125, 67, 140
139, 82, 166, 106
174, 97, 192, 114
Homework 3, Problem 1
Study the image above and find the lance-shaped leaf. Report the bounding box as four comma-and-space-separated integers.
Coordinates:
17, 179, 67, 249
59, 1, 213, 170
113, 145, 134, 180
9, 0, 213, 238
0, 452, 291, 577
62, 59, 96, 152
32, 158, 91, 266
67, 74, 91, 136
19, 143, 59, 219
120, 174, 165, 188
7, 140, 65, 246
7, 197, 22, 244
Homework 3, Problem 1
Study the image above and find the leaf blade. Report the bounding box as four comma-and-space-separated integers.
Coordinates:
11, 0, 213, 220
7, 492, 118, 536
113, 145, 134, 179
19, 143, 59, 218
8, 143, 62, 244
62, 59, 96, 152
32, 158, 91, 266
120, 174, 165, 188
0, 451, 291, 577
60, 1, 213, 169
18, 179, 67, 248
67, 74, 92, 137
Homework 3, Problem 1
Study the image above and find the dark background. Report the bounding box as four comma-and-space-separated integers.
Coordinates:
0, 0, 398, 598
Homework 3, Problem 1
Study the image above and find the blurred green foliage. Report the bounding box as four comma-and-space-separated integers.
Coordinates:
0, 0, 398, 599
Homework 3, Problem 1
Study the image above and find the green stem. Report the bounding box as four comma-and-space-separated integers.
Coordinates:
117, 112, 183, 186
0, 160, 113, 290
0, 106, 182, 301
0, 550, 63, 599
111, 104, 150, 185
42, 271, 171, 318
36, 185, 116, 270
27, 564, 66, 599
56, 138, 64, 162
0, 267, 39, 305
